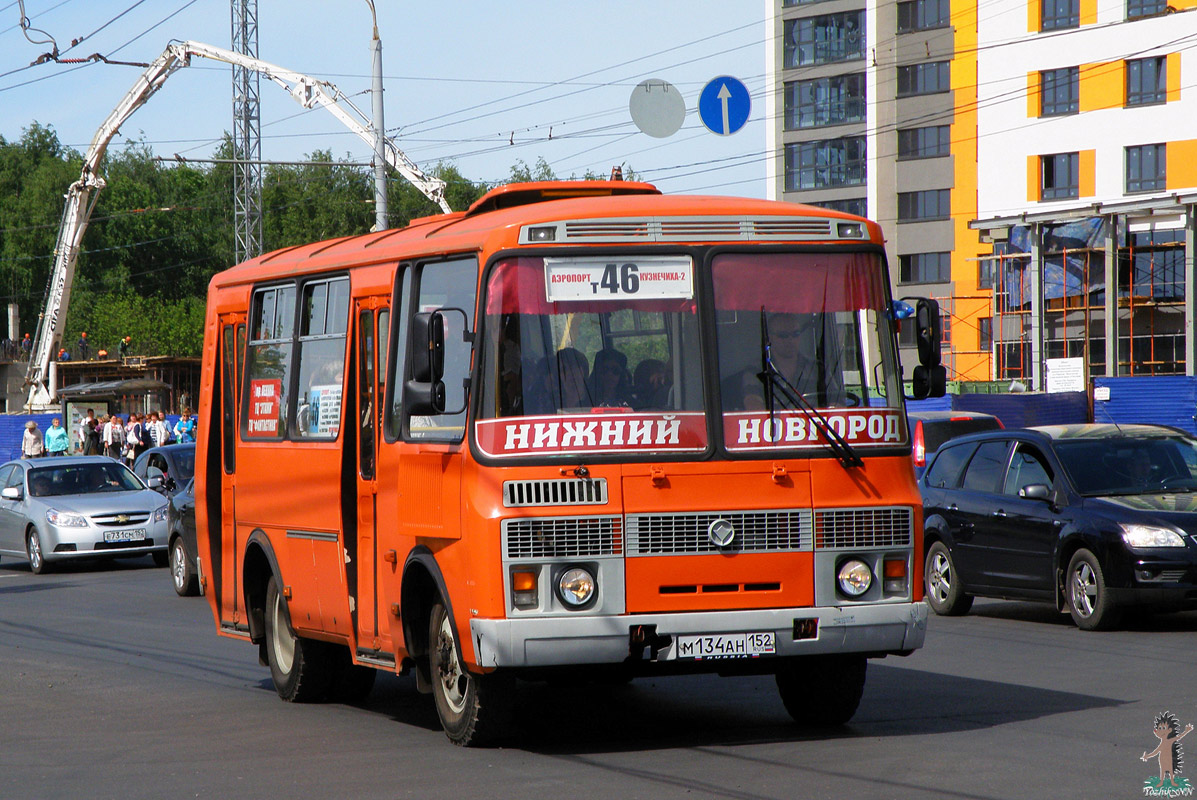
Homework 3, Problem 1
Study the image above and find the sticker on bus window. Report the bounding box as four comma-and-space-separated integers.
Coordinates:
544, 256, 693, 303
247, 379, 283, 437
475, 412, 707, 458
308, 384, 342, 437
723, 408, 905, 452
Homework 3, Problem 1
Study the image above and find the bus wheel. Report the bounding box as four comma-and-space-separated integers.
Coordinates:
775, 654, 867, 727
264, 576, 333, 702
428, 602, 513, 746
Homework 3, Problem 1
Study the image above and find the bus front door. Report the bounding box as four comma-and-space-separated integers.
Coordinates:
218, 314, 245, 629
351, 300, 391, 659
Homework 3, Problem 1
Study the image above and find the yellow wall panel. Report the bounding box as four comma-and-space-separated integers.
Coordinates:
1167, 53, 1181, 103
1027, 72, 1041, 117
1170, 0, 1197, 9
1166, 139, 1197, 191
1079, 62, 1123, 111
1028, 0, 1041, 31
1079, 149, 1096, 197
1028, 155, 1039, 202
1080, 0, 1097, 24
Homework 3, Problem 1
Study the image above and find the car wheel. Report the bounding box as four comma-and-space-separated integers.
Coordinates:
1066, 549, 1121, 631
924, 540, 973, 616
428, 601, 513, 746
264, 576, 334, 702
26, 529, 49, 575
169, 536, 198, 596
775, 654, 867, 727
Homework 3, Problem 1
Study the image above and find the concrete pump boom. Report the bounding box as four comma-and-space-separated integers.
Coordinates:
24, 40, 449, 411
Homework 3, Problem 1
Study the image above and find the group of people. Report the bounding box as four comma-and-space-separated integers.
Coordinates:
513, 347, 673, 415
20, 406, 196, 465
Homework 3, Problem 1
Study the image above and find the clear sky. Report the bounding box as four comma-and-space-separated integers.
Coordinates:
0, 0, 768, 203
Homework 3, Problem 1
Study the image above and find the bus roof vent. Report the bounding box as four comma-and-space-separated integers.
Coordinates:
503, 477, 609, 508
466, 181, 661, 217
527, 216, 837, 244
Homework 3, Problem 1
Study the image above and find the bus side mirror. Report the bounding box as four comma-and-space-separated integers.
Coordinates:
915, 298, 942, 368
405, 378, 446, 416
911, 364, 946, 399
410, 311, 445, 383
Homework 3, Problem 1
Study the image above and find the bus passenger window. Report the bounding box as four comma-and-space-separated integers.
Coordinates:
244, 284, 295, 440
294, 276, 349, 439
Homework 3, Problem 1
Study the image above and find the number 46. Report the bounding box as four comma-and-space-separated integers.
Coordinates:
597, 263, 639, 294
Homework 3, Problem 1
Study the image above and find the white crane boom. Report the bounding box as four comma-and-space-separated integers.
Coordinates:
25, 40, 449, 411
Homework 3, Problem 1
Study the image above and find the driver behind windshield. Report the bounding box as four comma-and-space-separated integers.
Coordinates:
725, 312, 846, 410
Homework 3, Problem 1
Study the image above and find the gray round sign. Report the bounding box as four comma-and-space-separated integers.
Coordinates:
629, 79, 686, 139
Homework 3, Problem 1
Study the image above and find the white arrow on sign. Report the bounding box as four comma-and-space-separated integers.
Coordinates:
717, 83, 732, 135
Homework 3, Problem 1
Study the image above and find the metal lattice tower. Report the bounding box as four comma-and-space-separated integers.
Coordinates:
231, 0, 262, 262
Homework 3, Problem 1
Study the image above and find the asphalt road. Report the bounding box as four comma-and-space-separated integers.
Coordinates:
1, 556, 1194, 800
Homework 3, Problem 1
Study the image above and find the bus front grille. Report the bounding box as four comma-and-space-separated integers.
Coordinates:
813, 507, 913, 550
502, 478, 608, 507
625, 510, 812, 556
503, 516, 623, 559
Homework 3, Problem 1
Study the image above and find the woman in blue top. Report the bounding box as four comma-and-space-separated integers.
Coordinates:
44, 418, 70, 457
173, 408, 197, 443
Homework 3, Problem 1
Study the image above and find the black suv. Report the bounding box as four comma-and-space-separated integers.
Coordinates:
921, 423, 1197, 630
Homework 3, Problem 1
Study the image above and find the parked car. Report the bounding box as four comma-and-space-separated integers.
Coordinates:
908, 410, 1003, 478
167, 477, 199, 596
0, 456, 170, 574
921, 423, 1197, 630
132, 443, 195, 498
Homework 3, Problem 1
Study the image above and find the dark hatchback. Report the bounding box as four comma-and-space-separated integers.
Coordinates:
908, 410, 1003, 478
921, 423, 1197, 630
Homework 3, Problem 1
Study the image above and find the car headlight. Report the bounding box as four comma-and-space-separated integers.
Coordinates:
837, 559, 873, 597
1120, 523, 1186, 548
556, 567, 596, 608
153, 505, 169, 523
46, 508, 87, 528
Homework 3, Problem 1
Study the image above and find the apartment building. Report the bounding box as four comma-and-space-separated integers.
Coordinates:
766, 0, 1197, 387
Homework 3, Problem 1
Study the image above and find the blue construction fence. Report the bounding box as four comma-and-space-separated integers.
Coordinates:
0, 414, 186, 464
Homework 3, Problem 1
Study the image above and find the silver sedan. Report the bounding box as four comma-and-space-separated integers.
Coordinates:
0, 456, 170, 574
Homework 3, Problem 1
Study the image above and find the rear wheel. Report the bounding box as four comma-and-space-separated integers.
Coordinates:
1066, 549, 1121, 631
428, 601, 513, 746
26, 529, 49, 575
776, 655, 867, 727
169, 537, 198, 596
264, 576, 334, 701
924, 541, 973, 616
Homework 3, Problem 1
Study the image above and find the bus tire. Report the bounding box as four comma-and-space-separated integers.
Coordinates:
264, 576, 333, 702
428, 601, 513, 746
775, 654, 867, 727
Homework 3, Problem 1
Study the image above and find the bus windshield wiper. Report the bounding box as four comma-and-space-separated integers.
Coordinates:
758, 309, 863, 469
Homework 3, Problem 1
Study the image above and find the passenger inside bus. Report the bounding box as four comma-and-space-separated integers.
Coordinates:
555, 347, 592, 409
587, 348, 634, 408
632, 358, 671, 409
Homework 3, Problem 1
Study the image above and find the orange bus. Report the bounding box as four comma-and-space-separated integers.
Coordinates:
195, 180, 944, 745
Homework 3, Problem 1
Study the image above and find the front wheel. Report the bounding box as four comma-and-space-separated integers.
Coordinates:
264, 576, 334, 701
775, 654, 867, 727
26, 529, 49, 575
428, 602, 513, 746
924, 540, 973, 616
1066, 549, 1121, 631
169, 537, 198, 596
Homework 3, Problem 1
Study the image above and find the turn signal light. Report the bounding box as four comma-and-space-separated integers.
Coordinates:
512, 570, 538, 609
883, 558, 907, 594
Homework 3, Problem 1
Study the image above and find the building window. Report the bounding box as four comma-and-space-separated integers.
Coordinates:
1126, 144, 1166, 193
785, 74, 866, 130
979, 317, 993, 350
1127, 0, 1167, 19
1041, 153, 1079, 199
808, 197, 868, 217
898, 189, 950, 221
784, 137, 867, 191
1041, 0, 1079, 29
897, 61, 950, 96
897, 125, 950, 159
899, 252, 951, 283
784, 12, 865, 68
897, 0, 950, 31
1126, 57, 1167, 106
1040, 67, 1079, 116
978, 258, 994, 289
941, 316, 952, 346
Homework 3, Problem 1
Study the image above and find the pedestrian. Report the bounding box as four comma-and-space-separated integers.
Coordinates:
126, 413, 146, 462
173, 407, 197, 443
77, 408, 95, 453
21, 420, 44, 459
77, 331, 90, 360
82, 418, 102, 455
147, 411, 170, 448
105, 414, 125, 460
44, 417, 69, 457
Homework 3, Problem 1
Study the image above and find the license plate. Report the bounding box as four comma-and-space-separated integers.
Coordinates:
104, 529, 146, 543
676, 631, 776, 659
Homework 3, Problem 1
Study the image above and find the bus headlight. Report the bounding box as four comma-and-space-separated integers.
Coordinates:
557, 567, 596, 608
837, 559, 873, 597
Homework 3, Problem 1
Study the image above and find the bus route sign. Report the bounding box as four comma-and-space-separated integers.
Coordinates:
544, 256, 693, 302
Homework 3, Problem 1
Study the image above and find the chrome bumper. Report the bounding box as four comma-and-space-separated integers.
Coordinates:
470, 602, 928, 668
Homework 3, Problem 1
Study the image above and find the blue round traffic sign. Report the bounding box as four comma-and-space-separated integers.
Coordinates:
698, 76, 751, 136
